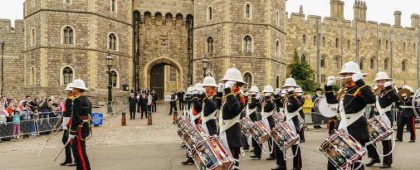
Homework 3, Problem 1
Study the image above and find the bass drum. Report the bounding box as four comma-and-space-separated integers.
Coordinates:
313, 97, 322, 115
318, 97, 338, 118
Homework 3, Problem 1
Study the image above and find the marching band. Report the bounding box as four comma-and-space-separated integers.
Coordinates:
176, 62, 418, 170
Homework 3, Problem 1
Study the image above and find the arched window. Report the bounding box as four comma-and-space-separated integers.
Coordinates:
207, 6, 213, 21
65, 0, 72, 4
108, 33, 117, 50
165, 13, 173, 25
378, 39, 382, 49
359, 58, 365, 70
302, 34, 306, 45
313, 35, 317, 46
243, 72, 252, 89
370, 57, 375, 69
322, 36, 326, 47
175, 14, 183, 26
207, 37, 214, 55
403, 42, 406, 52
276, 76, 280, 88
243, 35, 252, 52
31, 28, 36, 46
169, 67, 177, 81
276, 40, 280, 58
110, 0, 116, 12
144, 12, 152, 25
335, 38, 339, 48
347, 40, 350, 49
155, 12, 162, 25
320, 56, 326, 68
110, 70, 119, 88
332, 56, 339, 69
384, 58, 389, 70
301, 54, 306, 63
62, 66, 74, 85
386, 40, 389, 49
63, 26, 74, 44
245, 3, 251, 19
30, 67, 36, 85
402, 60, 407, 72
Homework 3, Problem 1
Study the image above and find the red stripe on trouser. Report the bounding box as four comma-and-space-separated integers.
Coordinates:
77, 130, 88, 170
412, 117, 416, 141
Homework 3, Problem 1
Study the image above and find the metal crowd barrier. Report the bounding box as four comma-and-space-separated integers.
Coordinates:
0, 111, 62, 140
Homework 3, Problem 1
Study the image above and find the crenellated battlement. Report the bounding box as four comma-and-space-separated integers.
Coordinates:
0, 19, 24, 34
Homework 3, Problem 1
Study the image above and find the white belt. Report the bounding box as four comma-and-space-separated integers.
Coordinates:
285, 107, 302, 121
338, 109, 365, 131
247, 108, 256, 117
261, 110, 274, 120
376, 98, 392, 116
219, 102, 241, 133
202, 110, 217, 124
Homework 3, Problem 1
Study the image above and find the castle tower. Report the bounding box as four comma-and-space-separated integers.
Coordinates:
394, 11, 402, 27
411, 14, 420, 28
22, 0, 133, 99
353, 0, 367, 21
330, 0, 344, 19
193, 0, 287, 88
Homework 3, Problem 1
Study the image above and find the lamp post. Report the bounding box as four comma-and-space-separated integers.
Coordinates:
202, 57, 208, 78
106, 53, 113, 114
0, 41, 4, 96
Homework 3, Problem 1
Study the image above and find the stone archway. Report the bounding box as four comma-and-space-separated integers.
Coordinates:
143, 57, 183, 100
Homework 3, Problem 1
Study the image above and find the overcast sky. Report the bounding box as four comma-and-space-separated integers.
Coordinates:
0, 0, 419, 27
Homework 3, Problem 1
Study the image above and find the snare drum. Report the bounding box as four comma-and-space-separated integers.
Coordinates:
273, 113, 285, 125
367, 116, 393, 143
250, 121, 270, 144
240, 117, 254, 135
270, 121, 299, 150
319, 130, 366, 170
190, 136, 235, 170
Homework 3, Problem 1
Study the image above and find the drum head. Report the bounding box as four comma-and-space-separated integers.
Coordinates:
319, 98, 338, 118
412, 88, 420, 117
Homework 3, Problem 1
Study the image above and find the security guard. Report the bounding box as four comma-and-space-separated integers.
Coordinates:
68, 79, 92, 170
366, 72, 398, 169
325, 61, 376, 170
60, 83, 76, 166
219, 67, 247, 170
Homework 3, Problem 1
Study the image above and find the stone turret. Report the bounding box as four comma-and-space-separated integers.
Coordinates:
411, 14, 420, 28
394, 11, 402, 27
353, 0, 367, 21
330, 0, 344, 19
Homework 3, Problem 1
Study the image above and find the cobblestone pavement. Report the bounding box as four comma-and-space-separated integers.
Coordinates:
0, 102, 419, 170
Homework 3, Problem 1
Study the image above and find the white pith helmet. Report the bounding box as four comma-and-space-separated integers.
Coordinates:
220, 67, 245, 83
262, 85, 274, 93
283, 77, 297, 87
202, 76, 218, 87
70, 79, 89, 91
374, 71, 391, 82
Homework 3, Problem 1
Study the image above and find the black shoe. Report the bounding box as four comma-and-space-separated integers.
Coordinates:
67, 163, 76, 167
250, 156, 261, 160
395, 139, 402, 142
180, 145, 186, 148
409, 140, 415, 143
59, 162, 69, 166
291, 168, 301, 170
266, 156, 275, 160
300, 139, 305, 143
366, 159, 380, 166
380, 164, 391, 169
181, 160, 194, 165
271, 166, 286, 170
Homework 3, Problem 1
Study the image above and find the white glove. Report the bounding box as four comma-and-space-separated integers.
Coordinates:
326, 76, 336, 86
384, 81, 392, 88
218, 83, 224, 92
68, 134, 75, 142
192, 91, 198, 95
256, 94, 261, 100
352, 73, 363, 82
225, 81, 235, 89
245, 92, 249, 96
198, 89, 204, 95
287, 87, 295, 93
264, 93, 271, 97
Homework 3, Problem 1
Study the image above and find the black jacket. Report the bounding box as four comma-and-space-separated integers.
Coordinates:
398, 97, 416, 117
377, 86, 399, 121
70, 95, 92, 138
248, 95, 261, 122
203, 92, 222, 136
222, 88, 246, 147
264, 96, 276, 129
129, 97, 137, 111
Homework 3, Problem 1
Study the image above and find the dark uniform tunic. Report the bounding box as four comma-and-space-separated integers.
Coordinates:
248, 95, 262, 157
397, 96, 416, 142
62, 97, 74, 164
325, 79, 376, 170
70, 95, 92, 170
202, 92, 222, 136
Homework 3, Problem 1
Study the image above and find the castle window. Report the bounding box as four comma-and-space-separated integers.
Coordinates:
302, 34, 306, 45
321, 74, 326, 83
301, 54, 306, 63
30, 27, 36, 46
170, 67, 177, 81
165, 13, 173, 25
402, 60, 407, 72
207, 6, 213, 21
276, 40, 280, 58
245, 3, 252, 19
63, 26, 74, 45
207, 37, 214, 55
243, 72, 252, 89
110, 0, 117, 12
243, 35, 252, 53
313, 35, 317, 46
320, 56, 326, 68
370, 57, 375, 69
384, 58, 389, 70
322, 36, 326, 47
386, 40, 389, 49
108, 33, 118, 51
378, 39, 382, 49
62, 66, 74, 85
403, 42, 406, 52
276, 76, 280, 88
144, 12, 152, 25
359, 58, 364, 70
110, 70, 119, 88
64, 0, 72, 4
30, 67, 36, 85
335, 38, 339, 48
347, 40, 350, 49
333, 56, 339, 69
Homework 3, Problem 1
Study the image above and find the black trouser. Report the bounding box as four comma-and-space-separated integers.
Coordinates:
268, 137, 276, 159
229, 147, 240, 170
62, 130, 73, 163
179, 100, 184, 110
367, 140, 393, 165
275, 145, 286, 169
152, 102, 157, 112
169, 102, 177, 115
252, 138, 261, 158
137, 103, 141, 113
397, 116, 416, 141
275, 145, 302, 169
130, 110, 136, 119
242, 134, 249, 149
141, 105, 147, 118
72, 131, 91, 170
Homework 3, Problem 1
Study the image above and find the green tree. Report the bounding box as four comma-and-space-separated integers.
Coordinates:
290, 49, 318, 92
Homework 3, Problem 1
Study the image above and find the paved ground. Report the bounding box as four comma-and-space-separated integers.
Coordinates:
0, 102, 419, 170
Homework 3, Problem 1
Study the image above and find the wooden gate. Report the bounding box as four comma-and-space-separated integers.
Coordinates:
150, 64, 165, 100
